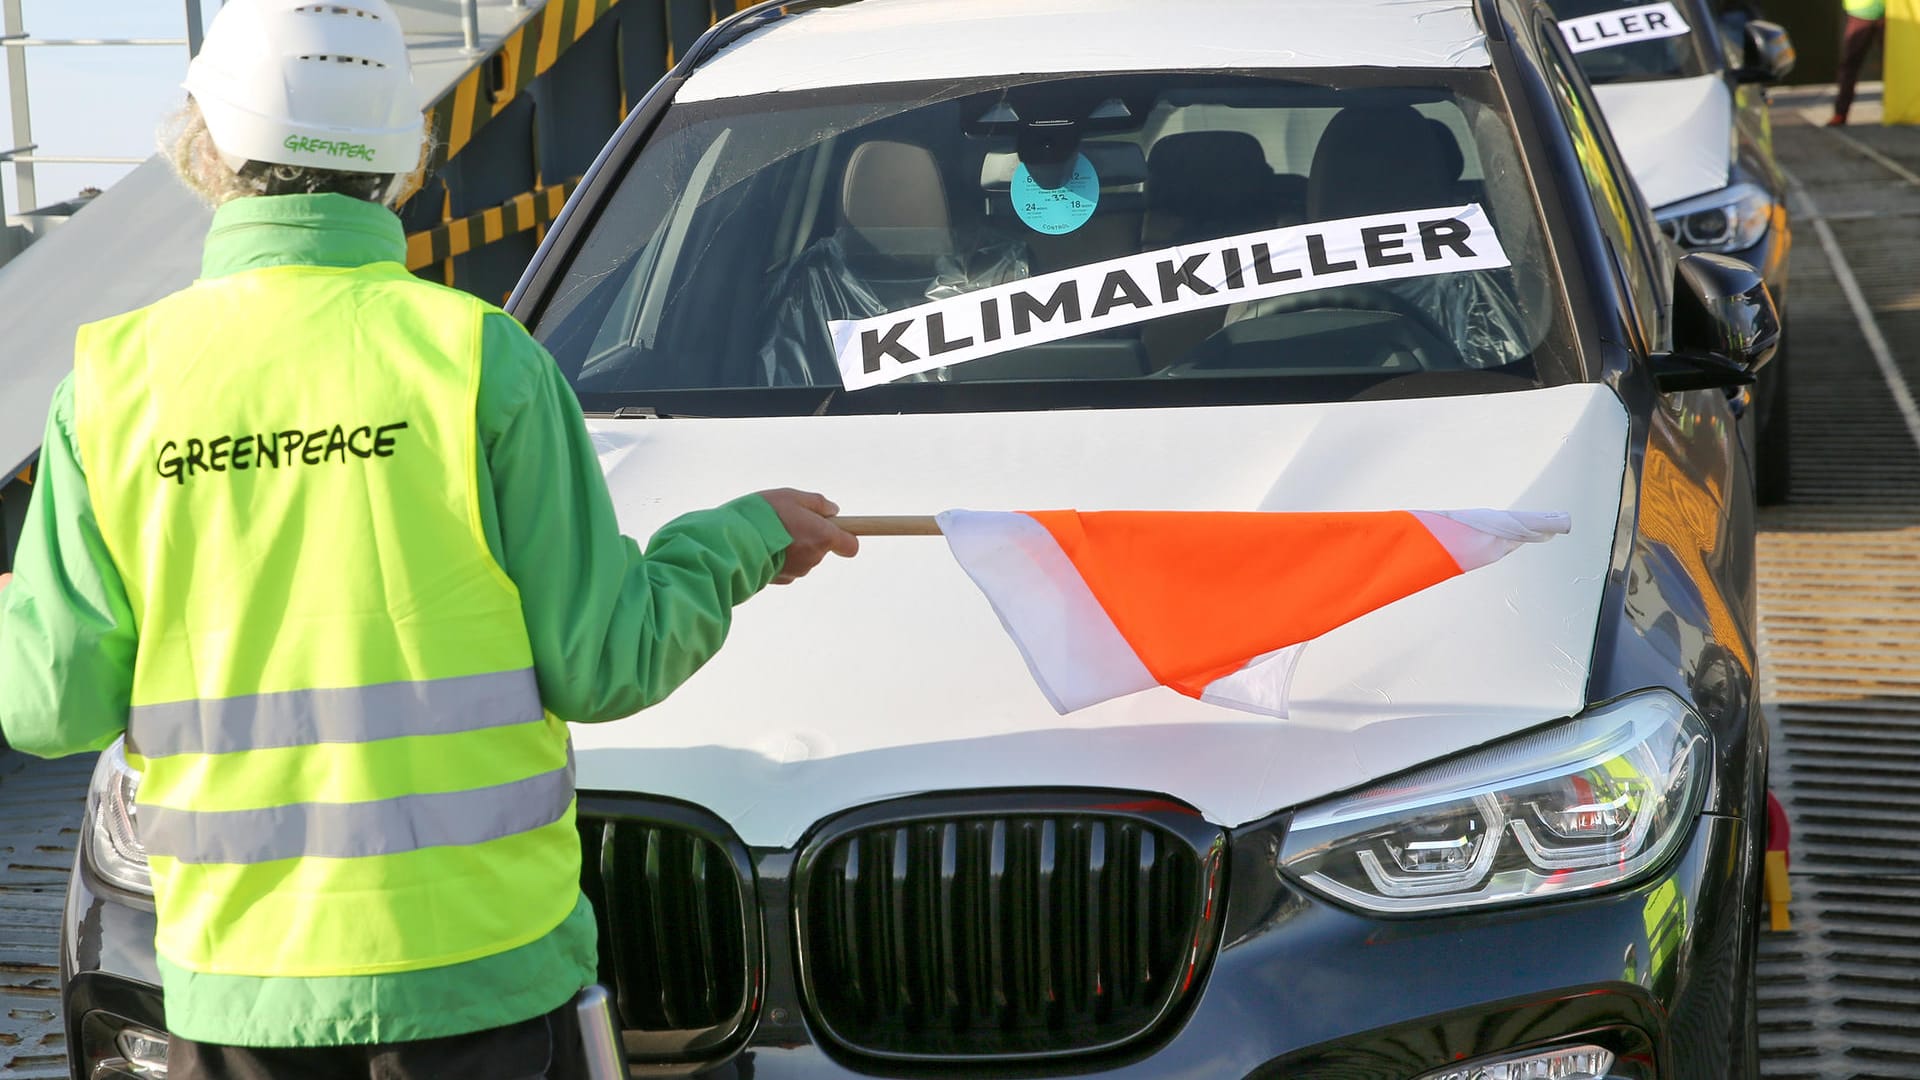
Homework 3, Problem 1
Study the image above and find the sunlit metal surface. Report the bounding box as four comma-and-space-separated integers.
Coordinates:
0, 752, 93, 1079
1756, 114, 1920, 1079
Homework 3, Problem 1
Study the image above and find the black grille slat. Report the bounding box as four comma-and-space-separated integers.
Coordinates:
936, 822, 967, 1014
838, 841, 865, 1013
1036, 819, 1057, 1027
929, 818, 960, 1014
910, 822, 947, 1022
1128, 824, 1155, 1002
688, 840, 717, 1020
1007, 819, 1037, 1027
800, 802, 1222, 1062
1066, 818, 1105, 1021
959, 819, 994, 1029
574, 806, 755, 1063
595, 822, 642, 1025
988, 819, 1009, 1019
642, 828, 681, 1029
887, 828, 914, 1020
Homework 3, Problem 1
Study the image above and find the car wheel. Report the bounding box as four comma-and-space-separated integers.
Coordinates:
1755, 332, 1790, 506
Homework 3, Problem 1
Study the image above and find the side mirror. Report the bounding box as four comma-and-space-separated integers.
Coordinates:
1736, 20, 1795, 84
1650, 252, 1780, 393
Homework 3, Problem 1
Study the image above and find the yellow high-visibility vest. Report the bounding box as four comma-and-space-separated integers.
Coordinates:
71, 256, 578, 978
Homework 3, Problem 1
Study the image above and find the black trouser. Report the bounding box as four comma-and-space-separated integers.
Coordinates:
168, 1001, 585, 1080
1835, 15, 1885, 121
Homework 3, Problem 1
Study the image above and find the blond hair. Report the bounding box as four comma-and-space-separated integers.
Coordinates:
161, 99, 428, 209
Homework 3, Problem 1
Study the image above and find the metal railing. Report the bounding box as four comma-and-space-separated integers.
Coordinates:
0, 0, 203, 214
463, 0, 529, 55
0, 1, 543, 212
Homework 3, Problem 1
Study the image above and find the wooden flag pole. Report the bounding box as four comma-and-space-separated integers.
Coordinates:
834, 516, 942, 536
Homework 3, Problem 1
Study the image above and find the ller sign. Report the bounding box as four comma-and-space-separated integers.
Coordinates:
1558, 2, 1690, 54
830, 203, 1511, 391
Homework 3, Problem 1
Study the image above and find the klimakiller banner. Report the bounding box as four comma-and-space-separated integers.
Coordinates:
1558, 2, 1690, 54
828, 202, 1512, 390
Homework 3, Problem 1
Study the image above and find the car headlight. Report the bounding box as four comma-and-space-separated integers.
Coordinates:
1655, 181, 1773, 254
1413, 1043, 1617, 1080
1279, 691, 1709, 914
86, 737, 152, 897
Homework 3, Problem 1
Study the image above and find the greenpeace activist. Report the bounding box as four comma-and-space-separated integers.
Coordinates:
533, 69, 1581, 414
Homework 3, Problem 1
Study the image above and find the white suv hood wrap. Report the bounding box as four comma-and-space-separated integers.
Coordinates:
571, 383, 1629, 848
677, 0, 1490, 104
1594, 74, 1733, 210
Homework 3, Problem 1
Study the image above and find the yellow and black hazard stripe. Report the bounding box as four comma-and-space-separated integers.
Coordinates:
405, 178, 581, 272
1, 464, 31, 506
424, 0, 627, 176
412, 0, 771, 276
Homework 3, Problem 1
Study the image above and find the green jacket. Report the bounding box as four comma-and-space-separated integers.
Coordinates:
0, 193, 793, 1046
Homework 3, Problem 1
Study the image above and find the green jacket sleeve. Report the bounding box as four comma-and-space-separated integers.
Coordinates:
0, 377, 138, 758
475, 314, 792, 724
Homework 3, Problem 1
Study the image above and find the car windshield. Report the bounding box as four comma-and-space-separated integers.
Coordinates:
1548, 0, 1716, 83
532, 69, 1579, 417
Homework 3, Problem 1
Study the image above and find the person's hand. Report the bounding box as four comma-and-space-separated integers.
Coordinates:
756, 489, 859, 584
0, 572, 11, 594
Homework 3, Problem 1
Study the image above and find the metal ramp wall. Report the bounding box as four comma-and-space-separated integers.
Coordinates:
0, 0, 756, 573
400, 0, 763, 303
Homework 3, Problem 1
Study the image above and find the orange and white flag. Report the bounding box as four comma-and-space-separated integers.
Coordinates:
936, 509, 1569, 717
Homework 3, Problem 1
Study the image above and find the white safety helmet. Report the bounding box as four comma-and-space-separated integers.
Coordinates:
184, 0, 421, 180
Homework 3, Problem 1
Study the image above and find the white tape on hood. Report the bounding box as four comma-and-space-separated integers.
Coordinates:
829, 203, 1512, 391
1558, 2, 1690, 54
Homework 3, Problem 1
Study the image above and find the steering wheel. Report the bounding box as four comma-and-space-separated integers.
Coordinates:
1193, 283, 1468, 371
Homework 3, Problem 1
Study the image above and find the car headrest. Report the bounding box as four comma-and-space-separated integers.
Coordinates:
840, 140, 953, 260
1148, 130, 1274, 213
1308, 106, 1461, 221
1145, 131, 1278, 247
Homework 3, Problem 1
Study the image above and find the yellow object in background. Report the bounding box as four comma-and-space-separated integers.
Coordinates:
1766, 850, 1792, 931
1890, 0, 1920, 124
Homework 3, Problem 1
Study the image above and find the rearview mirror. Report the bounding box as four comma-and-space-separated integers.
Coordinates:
1650, 252, 1779, 393
1736, 20, 1795, 84
980, 141, 1148, 191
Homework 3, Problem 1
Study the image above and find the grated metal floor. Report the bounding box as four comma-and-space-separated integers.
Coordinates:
1756, 112, 1920, 1079
0, 752, 90, 1079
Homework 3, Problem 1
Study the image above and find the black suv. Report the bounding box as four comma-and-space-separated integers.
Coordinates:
64, 1, 1776, 1078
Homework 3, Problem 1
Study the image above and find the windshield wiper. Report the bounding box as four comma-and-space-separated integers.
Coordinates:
582, 405, 674, 419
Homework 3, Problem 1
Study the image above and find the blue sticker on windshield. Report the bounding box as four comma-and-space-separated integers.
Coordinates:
1012, 154, 1100, 235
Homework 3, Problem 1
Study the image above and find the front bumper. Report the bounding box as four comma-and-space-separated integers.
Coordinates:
62, 806, 1753, 1080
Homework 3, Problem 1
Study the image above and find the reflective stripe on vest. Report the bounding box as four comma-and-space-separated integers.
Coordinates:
131, 669, 543, 758
139, 753, 575, 864
73, 257, 580, 979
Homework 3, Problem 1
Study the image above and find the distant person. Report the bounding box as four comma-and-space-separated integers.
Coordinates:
1832, 0, 1887, 126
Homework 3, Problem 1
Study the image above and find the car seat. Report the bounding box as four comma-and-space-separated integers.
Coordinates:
757, 139, 1029, 385
1138, 130, 1287, 365
1305, 105, 1460, 219
1223, 105, 1531, 369
835, 139, 962, 299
